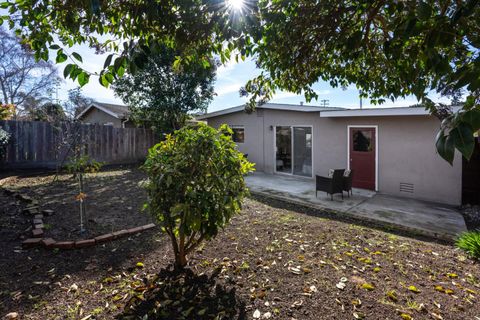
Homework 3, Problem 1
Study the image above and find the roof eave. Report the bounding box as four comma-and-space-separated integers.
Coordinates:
76, 103, 125, 120
319, 106, 462, 118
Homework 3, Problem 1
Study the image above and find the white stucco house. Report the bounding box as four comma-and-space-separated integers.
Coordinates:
198, 103, 465, 205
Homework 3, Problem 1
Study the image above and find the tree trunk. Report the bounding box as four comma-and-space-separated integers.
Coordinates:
174, 251, 188, 269
169, 232, 187, 269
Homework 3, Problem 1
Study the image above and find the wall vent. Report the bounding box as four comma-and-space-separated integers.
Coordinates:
399, 182, 414, 193
256, 109, 264, 117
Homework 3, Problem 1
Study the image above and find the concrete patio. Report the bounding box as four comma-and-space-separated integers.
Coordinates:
245, 172, 467, 241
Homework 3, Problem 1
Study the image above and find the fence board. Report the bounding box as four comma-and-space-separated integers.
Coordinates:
0, 120, 157, 169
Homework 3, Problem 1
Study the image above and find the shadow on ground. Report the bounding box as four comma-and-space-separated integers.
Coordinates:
119, 267, 246, 320
251, 194, 453, 245
0, 166, 160, 316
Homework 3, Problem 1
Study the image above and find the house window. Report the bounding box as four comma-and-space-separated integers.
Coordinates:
231, 126, 245, 143
352, 129, 372, 152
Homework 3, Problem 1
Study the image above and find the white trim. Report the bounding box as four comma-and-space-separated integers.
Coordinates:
273, 125, 314, 178
76, 103, 124, 120
196, 103, 342, 120
321, 106, 462, 118
347, 125, 379, 191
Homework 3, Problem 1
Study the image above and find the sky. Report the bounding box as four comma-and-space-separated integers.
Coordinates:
50, 44, 451, 113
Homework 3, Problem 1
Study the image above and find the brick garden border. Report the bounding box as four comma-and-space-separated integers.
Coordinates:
21, 223, 156, 250
0, 185, 157, 250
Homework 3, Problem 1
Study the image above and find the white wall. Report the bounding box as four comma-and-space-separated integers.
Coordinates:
206, 110, 462, 205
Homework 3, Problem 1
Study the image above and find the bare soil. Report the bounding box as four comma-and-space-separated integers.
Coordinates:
0, 168, 479, 320
1, 167, 153, 241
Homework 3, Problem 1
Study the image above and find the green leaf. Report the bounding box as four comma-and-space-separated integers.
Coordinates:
450, 122, 475, 160
105, 72, 114, 83
128, 60, 137, 74
63, 64, 74, 78
435, 130, 454, 165
99, 74, 109, 87
56, 51, 67, 63
49, 44, 60, 50
417, 2, 432, 20
0, 2, 9, 9
72, 52, 83, 62
113, 56, 124, 71
462, 109, 480, 130
117, 66, 125, 77
104, 54, 113, 69
78, 72, 89, 87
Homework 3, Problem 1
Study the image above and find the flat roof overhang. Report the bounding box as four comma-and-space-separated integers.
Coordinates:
319, 106, 461, 118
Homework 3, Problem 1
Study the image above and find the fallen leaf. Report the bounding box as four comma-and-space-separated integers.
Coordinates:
302, 267, 312, 273
289, 266, 302, 275
361, 283, 374, 291
407, 285, 420, 293
353, 312, 365, 319
435, 285, 444, 292
69, 283, 79, 293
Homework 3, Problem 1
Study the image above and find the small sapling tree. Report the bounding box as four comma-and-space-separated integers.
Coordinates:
66, 154, 102, 233
142, 123, 254, 269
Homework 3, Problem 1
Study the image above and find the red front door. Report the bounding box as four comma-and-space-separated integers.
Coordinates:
349, 127, 376, 190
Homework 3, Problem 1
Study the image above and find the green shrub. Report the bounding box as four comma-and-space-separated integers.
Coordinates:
456, 231, 480, 259
142, 123, 255, 268
66, 155, 103, 175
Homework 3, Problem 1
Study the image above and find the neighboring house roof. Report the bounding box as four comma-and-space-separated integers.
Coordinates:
196, 103, 345, 120
76, 102, 129, 120
319, 106, 462, 117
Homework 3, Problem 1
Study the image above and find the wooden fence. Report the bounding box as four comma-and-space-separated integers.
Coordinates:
0, 120, 158, 169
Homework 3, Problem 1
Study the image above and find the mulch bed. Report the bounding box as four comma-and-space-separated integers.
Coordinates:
0, 168, 479, 319
1, 167, 154, 241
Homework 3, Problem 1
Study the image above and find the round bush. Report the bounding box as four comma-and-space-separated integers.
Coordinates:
142, 123, 255, 268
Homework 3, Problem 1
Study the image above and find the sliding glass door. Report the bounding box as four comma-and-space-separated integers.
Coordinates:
275, 126, 312, 177
275, 127, 292, 174
293, 127, 312, 176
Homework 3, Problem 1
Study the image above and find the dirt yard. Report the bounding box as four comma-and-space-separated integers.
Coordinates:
0, 168, 479, 319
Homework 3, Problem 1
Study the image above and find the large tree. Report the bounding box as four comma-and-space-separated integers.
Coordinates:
113, 46, 217, 133
28, 102, 66, 122
2, 0, 479, 162
0, 27, 59, 116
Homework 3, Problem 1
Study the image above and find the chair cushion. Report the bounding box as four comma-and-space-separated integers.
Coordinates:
344, 169, 351, 177
328, 169, 334, 178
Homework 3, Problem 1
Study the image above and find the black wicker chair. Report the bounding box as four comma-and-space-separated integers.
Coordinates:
343, 170, 354, 197
316, 169, 345, 200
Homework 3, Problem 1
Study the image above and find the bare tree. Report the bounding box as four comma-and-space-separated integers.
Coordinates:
0, 27, 59, 117
63, 87, 93, 119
